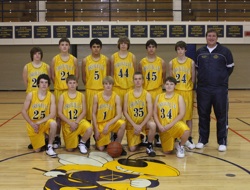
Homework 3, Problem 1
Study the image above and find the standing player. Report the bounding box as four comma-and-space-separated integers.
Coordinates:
169, 41, 196, 149
110, 36, 136, 105
58, 75, 92, 154
21, 74, 57, 157
23, 47, 50, 93
92, 76, 127, 155
153, 76, 190, 158
82, 38, 110, 122
51, 37, 79, 149
138, 39, 166, 147
123, 72, 156, 156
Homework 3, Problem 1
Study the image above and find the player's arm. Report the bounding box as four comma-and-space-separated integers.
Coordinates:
81, 57, 87, 85
168, 95, 186, 128
22, 65, 28, 89
46, 64, 51, 79
168, 60, 173, 77
58, 94, 73, 125
132, 53, 137, 71
50, 57, 56, 83
92, 95, 100, 139
153, 95, 164, 132
76, 93, 87, 123
138, 60, 142, 73
73, 57, 79, 81
139, 92, 153, 127
106, 56, 110, 76
106, 95, 122, 127
123, 93, 137, 127
191, 59, 196, 85
161, 59, 167, 83
36, 94, 56, 125
110, 54, 114, 77
21, 92, 33, 125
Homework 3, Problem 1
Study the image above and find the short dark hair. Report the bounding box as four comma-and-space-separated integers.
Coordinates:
175, 41, 187, 51
37, 74, 50, 87
206, 28, 218, 37
59, 37, 70, 45
133, 71, 143, 79
66, 75, 77, 83
90, 38, 102, 48
146, 39, 157, 49
165, 76, 177, 85
117, 36, 130, 50
30, 47, 43, 61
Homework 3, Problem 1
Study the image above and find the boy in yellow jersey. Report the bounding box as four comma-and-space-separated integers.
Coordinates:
23, 47, 50, 93
23, 47, 50, 150
82, 38, 110, 122
51, 37, 79, 149
123, 72, 156, 157
110, 36, 136, 106
21, 74, 57, 158
138, 39, 166, 147
169, 41, 196, 149
92, 76, 127, 155
153, 77, 190, 158
82, 39, 110, 148
58, 75, 92, 154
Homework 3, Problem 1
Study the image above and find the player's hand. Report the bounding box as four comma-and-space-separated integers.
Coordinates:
44, 171, 66, 177
133, 124, 142, 135
70, 121, 78, 131
102, 124, 109, 135
131, 178, 151, 187
32, 123, 40, 134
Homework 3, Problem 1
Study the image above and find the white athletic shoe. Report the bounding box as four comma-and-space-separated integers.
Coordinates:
46, 145, 57, 158
218, 145, 227, 152
185, 137, 195, 149
195, 142, 205, 149
78, 142, 88, 154
176, 144, 185, 158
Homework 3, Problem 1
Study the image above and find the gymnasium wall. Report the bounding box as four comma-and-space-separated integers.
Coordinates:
0, 43, 248, 90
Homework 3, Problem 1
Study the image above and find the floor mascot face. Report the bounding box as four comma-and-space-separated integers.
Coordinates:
43, 151, 180, 190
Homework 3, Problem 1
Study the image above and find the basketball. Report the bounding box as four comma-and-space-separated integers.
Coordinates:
107, 141, 123, 158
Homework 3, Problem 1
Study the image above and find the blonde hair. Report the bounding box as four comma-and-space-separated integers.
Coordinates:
102, 76, 114, 85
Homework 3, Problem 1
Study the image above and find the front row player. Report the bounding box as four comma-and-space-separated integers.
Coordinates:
123, 72, 156, 157
58, 75, 93, 154
153, 76, 190, 158
92, 76, 127, 155
21, 74, 57, 158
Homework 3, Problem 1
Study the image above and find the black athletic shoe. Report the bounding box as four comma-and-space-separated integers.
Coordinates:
154, 134, 162, 147
121, 148, 127, 156
146, 145, 156, 157
53, 136, 61, 149
140, 134, 148, 146
28, 144, 33, 149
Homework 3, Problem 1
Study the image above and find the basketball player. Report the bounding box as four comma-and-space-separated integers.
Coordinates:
82, 38, 110, 122
58, 75, 92, 154
153, 76, 190, 158
123, 72, 156, 157
169, 41, 196, 149
110, 36, 136, 106
92, 76, 127, 155
21, 74, 57, 157
51, 37, 79, 149
138, 39, 166, 147
23, 47, 50, 150
23, 47, 50, 93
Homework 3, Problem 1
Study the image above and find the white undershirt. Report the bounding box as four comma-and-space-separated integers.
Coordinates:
207, 45, 217, 53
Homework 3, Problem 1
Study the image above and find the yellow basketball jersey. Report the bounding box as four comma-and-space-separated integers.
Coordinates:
96, 91, 117, 123
53, 54, 76, 90
140, 56, 163, 91
61, 91, 83, 124
156, 93, 180, 126
127, 89, 148, 124
85, 54, 107, 90
113, 52, 134, 89
26, 62, 49, 93
171, 57, 194, 91
28, 91, 51, 122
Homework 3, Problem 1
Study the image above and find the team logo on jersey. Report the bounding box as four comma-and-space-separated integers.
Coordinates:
213, 55, 219, 59
42, 152, 179, 189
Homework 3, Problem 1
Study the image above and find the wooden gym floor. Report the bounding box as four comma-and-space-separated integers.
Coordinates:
0, 90, 249, 189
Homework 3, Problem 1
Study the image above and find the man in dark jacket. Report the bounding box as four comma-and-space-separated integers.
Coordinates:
195, 29, 234, 152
